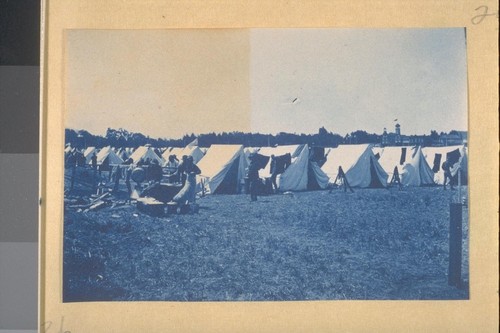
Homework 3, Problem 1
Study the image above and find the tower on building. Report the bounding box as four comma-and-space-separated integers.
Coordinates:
395, 123, 401, 145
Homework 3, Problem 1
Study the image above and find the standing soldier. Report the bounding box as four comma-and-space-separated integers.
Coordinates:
442, 159, 455, 190
111, 164, 121, 193
247, 154, 260, 201
270, 154, 279, 194
124, 161, 133, 200
91, 152, 97, 170
91, 152, 98, 191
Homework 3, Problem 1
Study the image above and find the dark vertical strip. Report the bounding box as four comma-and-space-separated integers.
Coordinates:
448, 203, 463, 287
399, 147, 406, 165
0, 0, 40, 330
0, 0, 40, 66
0, 66, 40, 153
432, 153, 442, 173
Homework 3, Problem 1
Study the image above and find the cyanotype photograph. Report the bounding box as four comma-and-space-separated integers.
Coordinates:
62, 29, 469, 302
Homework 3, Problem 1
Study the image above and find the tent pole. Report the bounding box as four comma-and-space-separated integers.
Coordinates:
457, 168, 461, 204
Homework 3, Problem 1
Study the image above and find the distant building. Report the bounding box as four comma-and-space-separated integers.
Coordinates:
395, 123, 401, 145
381, 123, 427, 147
382, 128, 389, 145
439, 131, 467, 146
408, 135, 425, 145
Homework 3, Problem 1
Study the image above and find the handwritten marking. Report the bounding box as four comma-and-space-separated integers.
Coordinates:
471, 5, 499, 25
41, 316, 71, 333
41, 321, 52, 332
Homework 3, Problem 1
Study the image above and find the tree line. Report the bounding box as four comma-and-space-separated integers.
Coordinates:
65, 127, 454, 149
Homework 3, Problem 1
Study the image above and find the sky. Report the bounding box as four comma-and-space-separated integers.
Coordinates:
66, 28, 467, 139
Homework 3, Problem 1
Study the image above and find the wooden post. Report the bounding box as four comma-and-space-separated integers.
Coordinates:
457, 168, 462, 204
448, 202, 463, 287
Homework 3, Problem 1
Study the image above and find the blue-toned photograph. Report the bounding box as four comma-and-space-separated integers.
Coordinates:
63, 28, 469, 302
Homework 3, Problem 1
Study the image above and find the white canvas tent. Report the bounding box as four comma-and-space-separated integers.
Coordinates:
258, 144, 304, 159
129, 145, 164, 165
196, 144, 248, 194
278, 144, 329, 191
322, 144, 388, 188
184, 146, 205, 164
244, 147, 260, 158
186, 138, 198, 147
257, 144, 304, 178
162, 146, 205, 165
375, 146, 434, 186
64, 145, 72, 155
422, 145, 467, 185
95, 146, 123, 166
83, 147, 97, 164
118, 148, 130, 161
162, 147, 184, 161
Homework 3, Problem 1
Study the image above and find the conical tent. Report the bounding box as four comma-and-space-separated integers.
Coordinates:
196, 144, 248, 194
129, 146, 164, 165
119, 149, 129, 161
375, 146, 434, 186
184, 146, 205, 164
83, 147, 97, 164
162, 147, 184, 162
422, 145, 467, 185
162, 146, 205, 165
322, 144, 388, 188
258, 144, 304, 159
401, 146, 435, 186
95, 146, 124, 165
278, 144, 329, 191
186, 138, 198, 147
257, 144, 304, 178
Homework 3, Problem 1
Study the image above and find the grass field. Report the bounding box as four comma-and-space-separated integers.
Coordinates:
63, 169, 469, 301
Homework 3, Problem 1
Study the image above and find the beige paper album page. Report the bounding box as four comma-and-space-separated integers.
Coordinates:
40, 1, 498, 332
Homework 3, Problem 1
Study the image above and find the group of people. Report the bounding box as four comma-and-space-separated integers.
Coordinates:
65, 146, 202, 205
121, 154, 201, 203
65, 149, 86, 168
246, 154, 281, 201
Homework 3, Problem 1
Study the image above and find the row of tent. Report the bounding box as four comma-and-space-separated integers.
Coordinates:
69, 145, 206, 169
67, 143, 468, 194
195, 143, 467, 194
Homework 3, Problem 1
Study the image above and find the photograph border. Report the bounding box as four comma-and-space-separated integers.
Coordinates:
40, 1, 499, 332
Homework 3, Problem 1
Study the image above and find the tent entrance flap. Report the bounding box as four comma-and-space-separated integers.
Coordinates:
307, 163, 321, 190
213, 157, 240, 194
369, 157, 385, 188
